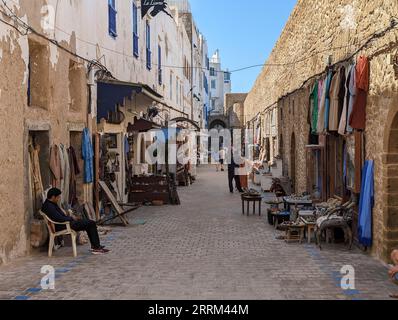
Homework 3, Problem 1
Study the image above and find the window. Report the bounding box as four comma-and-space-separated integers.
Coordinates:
132, 1, 139, 57
180, 84, 183, 107
108, 0, 117, 38
210, 67, 216, 77
204, 74, 208, 94
224, 72, 231, 82
170, 73, 173, 100
176, 79, 179, 104
158, 45, 162, 85
211, 80, 216, 89
146, 21, 151, 70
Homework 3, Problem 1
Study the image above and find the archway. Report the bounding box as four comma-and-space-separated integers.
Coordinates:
290, 132, 296, 193
209, 119, 227, 131
384, 112, 398, 260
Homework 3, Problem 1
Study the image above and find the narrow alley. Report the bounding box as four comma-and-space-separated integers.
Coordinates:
0, 166, 395, 300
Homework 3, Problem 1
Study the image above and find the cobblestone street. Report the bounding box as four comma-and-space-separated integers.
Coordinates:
0, 166, 396, 300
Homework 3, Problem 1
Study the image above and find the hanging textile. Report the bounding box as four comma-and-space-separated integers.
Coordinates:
82, 128, 94, 184
338, 65, 353, 136
317, 76, 327, 134
323, 71, 334, 132
50, 144, 63, 189
29, 144, 44, 215
59, 144, 70, 205
68, 146, 80, 207
329, 67, 346, 131
309, 81, 319, 134
349, 56, 369, 130
337, 66, 347, 129
346, 63, 357, 134
63, 145, 71, 206
358, 160, 374, 248
124, 135, 130, 156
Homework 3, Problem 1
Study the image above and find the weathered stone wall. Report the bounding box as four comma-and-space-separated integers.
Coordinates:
278, 88, 311, 194
225, 93, 247, 128
245, 0, 398, 262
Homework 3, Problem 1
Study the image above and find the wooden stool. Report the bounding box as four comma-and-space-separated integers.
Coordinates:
242, 195, 262, 216
306, 223, 316, 244
285, 225, 305, 244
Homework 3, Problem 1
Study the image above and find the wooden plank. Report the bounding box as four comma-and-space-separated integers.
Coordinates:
99, 181, 129, 226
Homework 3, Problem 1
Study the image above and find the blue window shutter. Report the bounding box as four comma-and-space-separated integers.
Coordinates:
133, 2, 139, 57
108, 0, 117, 37
146, 22, 151, 70
158, 45, 162, 85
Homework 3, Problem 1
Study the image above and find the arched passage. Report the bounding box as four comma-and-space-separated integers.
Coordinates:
209, 119, 227, 131
384, 111, 398, 259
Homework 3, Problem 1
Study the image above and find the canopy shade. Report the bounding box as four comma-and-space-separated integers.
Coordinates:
97, 80, 163, 124
127, 117, 162, 133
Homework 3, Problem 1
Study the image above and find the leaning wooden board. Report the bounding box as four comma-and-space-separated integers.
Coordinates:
99, 181, 130, 226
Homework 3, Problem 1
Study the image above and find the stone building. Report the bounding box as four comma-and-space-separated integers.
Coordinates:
244, 0, 398, 262
0, 0, 210, 264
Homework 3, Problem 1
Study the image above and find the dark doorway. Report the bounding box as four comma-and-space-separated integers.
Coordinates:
290, 133, 296, 193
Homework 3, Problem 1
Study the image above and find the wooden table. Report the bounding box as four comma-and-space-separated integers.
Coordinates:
242, 195, 262, 216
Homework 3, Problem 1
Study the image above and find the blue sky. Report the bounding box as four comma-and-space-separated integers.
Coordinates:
190, 0, 297, 93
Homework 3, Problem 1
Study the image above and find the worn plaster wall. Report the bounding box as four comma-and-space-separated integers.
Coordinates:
245, 0, 398, 261
0, 0, 88, 264
0, 10, 28, 264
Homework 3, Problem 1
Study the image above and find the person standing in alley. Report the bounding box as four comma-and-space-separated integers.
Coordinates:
219, 146, 226, 172
228, 147, 244, 193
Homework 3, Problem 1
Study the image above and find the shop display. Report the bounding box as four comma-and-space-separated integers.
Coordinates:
129, 175, 170, 204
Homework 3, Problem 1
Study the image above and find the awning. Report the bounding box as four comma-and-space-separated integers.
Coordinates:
127, 117, 162, 133
97, 79, 188, 123
97, 80, 163, 123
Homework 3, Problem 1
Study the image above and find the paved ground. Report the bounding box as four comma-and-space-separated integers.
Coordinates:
0, 166, 397, 300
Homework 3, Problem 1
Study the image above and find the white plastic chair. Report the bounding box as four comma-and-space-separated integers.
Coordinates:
39, 210, 77, 258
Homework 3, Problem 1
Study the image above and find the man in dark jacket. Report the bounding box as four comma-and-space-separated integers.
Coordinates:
42, 188, 109, 255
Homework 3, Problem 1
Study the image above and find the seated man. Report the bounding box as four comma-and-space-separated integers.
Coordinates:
389, 250, 398, 298
42, 188, 110, 255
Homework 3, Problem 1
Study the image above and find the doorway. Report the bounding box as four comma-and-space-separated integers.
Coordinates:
69, 131, 84, 206
28, 130, 50, 218
290, 132, 296, 193
385, 112, 398, 259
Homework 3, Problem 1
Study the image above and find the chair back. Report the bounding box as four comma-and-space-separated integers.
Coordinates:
39, 211, 56, 234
